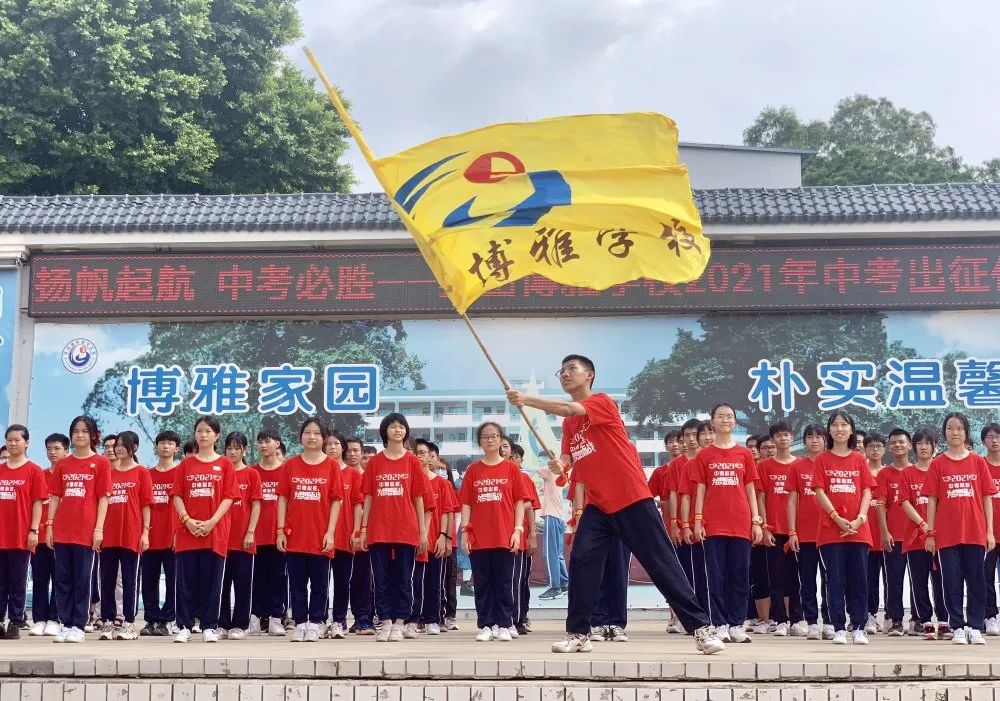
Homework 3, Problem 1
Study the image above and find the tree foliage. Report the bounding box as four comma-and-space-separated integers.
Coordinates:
82, 320, 424, 453
0, 0, 354, 195
744, 95, 997, 186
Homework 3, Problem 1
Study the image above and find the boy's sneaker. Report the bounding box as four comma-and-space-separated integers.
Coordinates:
852, 630, 869, 645
247, 615, 261, 636
715, 626, 731, 643
832, 630, 848, 645
203, 628, 220, 643
445, 617, 459, 631
98, 622, 116, 641
29, 621, 45, 636
375, 624, 391, 642
507, 625, 519, 638
475, 626, 494, 642
139, 622, 156, 637
791, 621, 809, 637
228, 628, 246, 640
909, 620, 921, 636
751, 619, 768, 635
923, 623, 937, 640
969, 628, 987, 645
426, 623, 441, 635
154, 623, 170, 636
174, 627, 191, 643
118, 623, 139, 640
283, 616, 295, 631
986, 617, 1000, 636
268, 618, 286, 636
589, 626, 606, 642
822, 624, 835, 640
887, 621, 904, 637
329, 622, 346, 639
608, 625, 628, 642
952, 627, 968, 645
729, 625, 751, 643
388, 625, 404, 642
53, 627, 71, 643
167, 622, 180, 635
66, 627, 86, 643
304, 623, 320, 642
693, 625, 725, 655
523, 618, 532, 632
551, 633, 592, 653
402, 623, 420, 639
290, 624, 306, 642
806, 624, 821, 640
192, 623, 202, 634
864, 614, 878, 635
459, 584, 475, 597
515, 622, 529, 635
668, 618, 685, 634
939, 624, 955, 640
774, 622, 789, 637
496, 626, 512, 642
4, 623, 19, 639
44, 621, 62, 637
538, 586, 561, 599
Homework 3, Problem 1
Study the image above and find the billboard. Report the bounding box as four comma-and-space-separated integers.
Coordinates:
0, 269, 15, 426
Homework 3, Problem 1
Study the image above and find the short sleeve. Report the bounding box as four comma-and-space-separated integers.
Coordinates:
979, 457, 997, 496
169, 459, 187, 497
360, 460, 374, 496
897, 475, 913, 504
786, 467, 801, 494
139, 470, 154, 507
580, 393, 618, 426
922, 461, 941, 499
277, 468, 291, 499
689, 455, 706, 486
458, 469, 473, 506
560, 426, 570, 456
221, 461, 238, 501
248, 469, 263, 501
95, 461, 113, 496
811, 456, 829, 492
743, 453, 759, 485
31, 466, 49, 501
326, 460, 344, 502
859, 455, 877, 489
410, 456, 428, 499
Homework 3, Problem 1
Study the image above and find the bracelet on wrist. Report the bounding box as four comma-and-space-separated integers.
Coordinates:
681, 522, 691, 530
787, 529, 798, 536
694, 514, 704, 521
828, 509, 839, 520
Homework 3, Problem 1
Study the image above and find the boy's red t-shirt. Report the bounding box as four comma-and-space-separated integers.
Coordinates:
361, 451, 428, 547
897, 465, 933, 553
51, 454, 113, 547
458, 459, 532, 550
560, 393, 651, 514
227, 467, 263, 553
278, 455, 344, 557
688, 444, 758, 540
518, 471, 541, 552
987, 463, 1000, 543
647, 464, 670, 500
251, 463, 284, 547
103, 466, 154, 551
334, 464, 364, 553
416, 473, 439, 563
923, 452, 997, 549
757, 456, 797, 535
666, 455, 690, 497
148, 466, 178, 550
788, 456, 822, 542
428, 474, 458, 549
0, 461, 48, 551
811, 451, 877, 547
875, 465, 911, 543
170, 455, 238, 557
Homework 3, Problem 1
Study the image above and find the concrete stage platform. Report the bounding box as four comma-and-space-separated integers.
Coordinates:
1, 621, 999, 701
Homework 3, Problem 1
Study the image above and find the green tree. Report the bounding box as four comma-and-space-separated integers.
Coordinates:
0, 0, 354, 195
82, 320, 424, 455
743, 95, 995, 186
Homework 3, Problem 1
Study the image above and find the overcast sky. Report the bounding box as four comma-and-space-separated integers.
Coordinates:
292, 0, 999, 193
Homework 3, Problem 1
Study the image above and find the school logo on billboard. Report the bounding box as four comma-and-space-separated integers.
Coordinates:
61, 338, 98, 374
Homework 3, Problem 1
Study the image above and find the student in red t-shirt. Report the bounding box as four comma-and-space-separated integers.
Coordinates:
354, 412, 428, 643
329, 429, 363, 639
408, 438, 454, 636
29, 432, 68, 637
276, 418, 344, 643
757, 421, 803, 637
787, 424, 830, 640
923, 412, 996, 645
403, 438, 438, 639
670, 418, 706, 622
98, 431, 153, 641
687, 403, 763, 643
344, 436, 375, 635
811, 411, 876, 645
458, 422, 529, 642
748, 434, 775, 633
0, 424, 47, 640
47, 415, 112, 644
170, 416, 237, 644
981, 422, 1000, 636
249, 428, 287, 637
875, 428, 912, 637
510, 443, 541, 637
139, 430, 180, 637
508, 354, 723, 655
218, 432, 261, 640
862, 432, 887, 635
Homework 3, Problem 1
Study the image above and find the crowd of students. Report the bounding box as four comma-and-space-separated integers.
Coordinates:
1, 352, 998, 656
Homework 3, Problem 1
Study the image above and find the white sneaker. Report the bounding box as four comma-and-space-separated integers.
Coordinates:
388, 624, 404, 642
774, 622, 789, 637
986, 617, 1000, 636
864, 614, 878, 635
791, 621, 809, 637
66, 626, 85, 643
304, 623, 319, 642
53, 627, 70, 643
43, 621, 62, 637
729, 625, 751, 643
969, 628, 986, 645
715, 625, 731, 642
191, 623, 202, 634
29, 621, 45, 636
822, 624, 835, 640
807, 624, 821, 640
445, 617, 458, 631
551, 633, 592, 653
203, 628, 220, 643
228, 628, 246, 640
668, 619, 685, 634
752, 620, 769, 635
852, 629, 869, 645
507, 625, 519, 638
832, 630, 848, 645
315, 622, 328, 639
290, 623, 306, 642
952, 627, 968, 645
117, 623, 138, 640
247, 615, 261, 636
402, 622, 419, 639
329, 622, 345, 639
693, 625, 725, 655
496, 626, 512, 642
476, 626, 494, 642
216, 628, 228, 640
174, 627, 191, 643
426, 623, 441, 635
375, 624, 391, 642
267, 618, 286, 636
589, 626, 606, 641
98, 622, 115, 641
167, 622, 180, 635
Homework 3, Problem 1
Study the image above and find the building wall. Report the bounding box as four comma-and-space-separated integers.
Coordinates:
679, 145, 804, 189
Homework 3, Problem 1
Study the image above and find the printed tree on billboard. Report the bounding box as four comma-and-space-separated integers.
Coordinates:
82, 319, 424, 453
626, 312, 992, 442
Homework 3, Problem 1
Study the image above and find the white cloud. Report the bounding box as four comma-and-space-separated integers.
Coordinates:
920, 311, 1000, 356
33, 324, 150, 376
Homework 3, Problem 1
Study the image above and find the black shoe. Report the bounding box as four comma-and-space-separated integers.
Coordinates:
348, 622, 357, 633
460, 584, 475, 597
515, 622, 529, 635
538, 587, 561, 600
560, 585, 569, 596
18, 620, 29, 630
139, 622, 155, 636
523, 618, 532, 632
155, 622, 170, 636
4, 623, 19, 640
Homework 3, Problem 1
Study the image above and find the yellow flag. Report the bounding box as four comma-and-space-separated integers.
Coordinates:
371, 112, 709, 313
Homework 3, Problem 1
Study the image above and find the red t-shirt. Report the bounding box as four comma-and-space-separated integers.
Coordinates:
334, 464, 364, 553
51, 454, 113, 547
897, 465, 933, 553
666, 455, 690, 497
227, 467, 263, 553
361, 451, 428, 547
0, 461, 48, 550
428, 474, 459, 550
148, 466, 178, 551
875, 466, 911, 543
104, 466, 154, 551
518, 471, 541, 552
788, 456, 822, 542
416, 473, 438, 563
459, 459, 531, 550
278, 455, 344, 557
251, 463, 284, 547
647, 464, 670, 500
757, 456, 797, 536
560, 393, 651, 514
988, 463, 1000, 544
170, 455, 238, 557
923, 453, 997, 550
689, 444, 758, 540
811, 451, 877, 547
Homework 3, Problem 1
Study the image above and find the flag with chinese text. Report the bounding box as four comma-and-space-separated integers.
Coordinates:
371, 112, 710, 312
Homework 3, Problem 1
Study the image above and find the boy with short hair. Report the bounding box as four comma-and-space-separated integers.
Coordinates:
140, 430, 180, 636
29, 434, 68, 636
876, 428, 913, 636
863, 432, 887, 634
344, 437, 375, 634
249, 429, 288, 636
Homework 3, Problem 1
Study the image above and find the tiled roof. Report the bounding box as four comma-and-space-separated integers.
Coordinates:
0, 183, 998, 233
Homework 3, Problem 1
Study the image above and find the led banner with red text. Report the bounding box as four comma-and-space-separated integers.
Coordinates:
27, 243, 1000, 318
